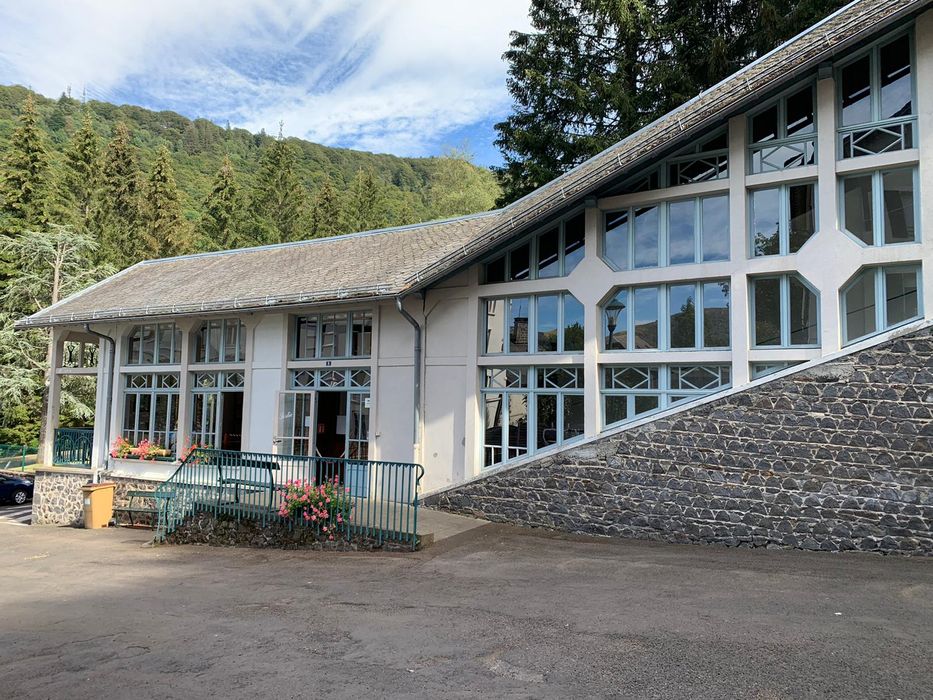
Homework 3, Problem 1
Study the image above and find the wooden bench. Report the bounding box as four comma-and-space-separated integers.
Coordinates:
113, 489, 172, 528
217, 459, 280, 510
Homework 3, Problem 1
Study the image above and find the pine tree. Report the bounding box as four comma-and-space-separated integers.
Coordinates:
494, 0, 849, 205
141, 145, 191, 259
60, 111, 101, 230
349, 167, 383, 233
0, 94, 52, 235
310, 176, 342, 238
248, 133, 307, 244
93, 121, 143, 264
200, 155, 243, 250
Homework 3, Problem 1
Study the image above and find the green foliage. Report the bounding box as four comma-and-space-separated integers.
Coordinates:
199, 155, 244, 250
0, 94, 52, 234
494, 0, 849, 204
92, 121, 144, 263
247, 135, 307, 245
142, 145, 192, 258
61, 111, 101, 230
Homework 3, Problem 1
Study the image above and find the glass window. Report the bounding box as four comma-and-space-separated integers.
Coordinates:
843, 175, 874, 245
785, 87, 815, 136
749, 86, 816, 173
562, 294, 585, 353
121, 372, 179, 451
751, 104, 779, 143
563, 213, 586, 273
127, 324, 180, 365
840, 54, 872, 127
879, 35, 912, 120
484, 299, 505, 354
294, 312, 370, 359
351, 311, 372, 356
837, 34, 915, 159
752, 275, 819, 348
633, 206, 659, 269
668, 284, 696, 349
843, 265, 921, 344
750, 188, 780, 257
604, 290, 628, 350
703, 282, 730, 348
882, 170, 915, 245
482, 365, 584, 469
537, 228, 560, 278
536, 295, 559, 352
508, 297, 530, 353
668, 200, 695, 265
602, 364, 730, 428
701, 195, 730, 262
509, 242, 531, 281
633, 287, 659, 349
195, 319, 245, 363
320, 314, 345, 357
603, 210, 629, 270
842, 169, 916, 246
751, 184, 816, 256
885, 267, 919, 326
753, 277, 782, 346
483, 211, 587, 283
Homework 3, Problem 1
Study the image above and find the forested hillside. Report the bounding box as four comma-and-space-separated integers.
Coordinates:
0, 84, 500, 254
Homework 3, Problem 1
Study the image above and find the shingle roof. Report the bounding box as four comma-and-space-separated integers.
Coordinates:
18, 212, 499, 326
19, 0, 927, 329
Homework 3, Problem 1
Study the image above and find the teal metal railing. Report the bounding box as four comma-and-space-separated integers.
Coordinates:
53, 428, 94, 467
154, 448, 424, 550
0, 443, 37, 470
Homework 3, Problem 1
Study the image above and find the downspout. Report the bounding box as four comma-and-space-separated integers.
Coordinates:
394, 294, 422, 462
83, 324, 116, 484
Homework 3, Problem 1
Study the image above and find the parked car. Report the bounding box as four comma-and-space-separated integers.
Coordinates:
0, 474, 34, 505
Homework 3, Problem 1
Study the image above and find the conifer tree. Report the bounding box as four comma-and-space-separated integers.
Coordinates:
60, 111, 101, 230
0, 94, 51, 235
142, 145, 191, 259
310, 176, 342, 238
93, 121, 143, 264
200, 155, 243, 250
248, 130, 306, 244
349, 167, 383, 233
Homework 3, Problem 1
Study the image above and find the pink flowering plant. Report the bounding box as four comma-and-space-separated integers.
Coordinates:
132, 439, 165, 461
277, 477, 352, 541
109, 436, 134, 459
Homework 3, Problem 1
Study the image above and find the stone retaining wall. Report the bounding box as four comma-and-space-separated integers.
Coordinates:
166, 511, 416, 551
427, 325, 933, 555
31, 469, 165, 527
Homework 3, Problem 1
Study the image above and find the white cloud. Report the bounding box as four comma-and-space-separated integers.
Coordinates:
0, 0, 531, 157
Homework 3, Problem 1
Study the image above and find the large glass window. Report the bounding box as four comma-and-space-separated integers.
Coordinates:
842, 265, 921, 344
126, 323, 181, 365
841, 168, 917, 247
749, 183, 816, 257
483, 211, 586, 283
618, 131, 728, 194
748, 84, 816, 173
293, 310, 372, 359
193, 319, 245, 363
190, 370, 245, 451
484, 293, 584, 355
482, 366, 584, 468
603, 281, 730, 351
602, 364, 731, 427
838, 33, 915, 158
603, 194, 729, 270
121, 373, 179, 451
751, 275, 819, 348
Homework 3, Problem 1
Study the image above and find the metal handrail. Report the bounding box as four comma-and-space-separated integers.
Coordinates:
154, 448, 424, 550
52, 428, 94, 468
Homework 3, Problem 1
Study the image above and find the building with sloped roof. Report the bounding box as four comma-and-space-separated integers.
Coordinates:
21, 0, 932, 501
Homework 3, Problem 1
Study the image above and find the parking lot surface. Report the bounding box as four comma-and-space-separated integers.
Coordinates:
0, 522, 930, 698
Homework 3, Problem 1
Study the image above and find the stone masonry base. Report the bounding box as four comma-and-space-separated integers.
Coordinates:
427, 325, 933, 556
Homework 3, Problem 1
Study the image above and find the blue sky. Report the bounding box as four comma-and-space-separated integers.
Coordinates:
0, 1, 531, 167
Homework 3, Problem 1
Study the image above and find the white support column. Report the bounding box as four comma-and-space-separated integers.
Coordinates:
727, 114, 751, 387
90, 333, 113, 469
174, 320, 197, 459
462, 265, 481, 479
582, 205, 602, 437
108, 331, 124, 461
38, 327, 65, 466
816, 72, 842, 354
916, 10, 933, 316
239, 315, 261, 451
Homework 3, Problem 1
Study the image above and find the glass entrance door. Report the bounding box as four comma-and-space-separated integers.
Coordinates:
275, 390, 369, 459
